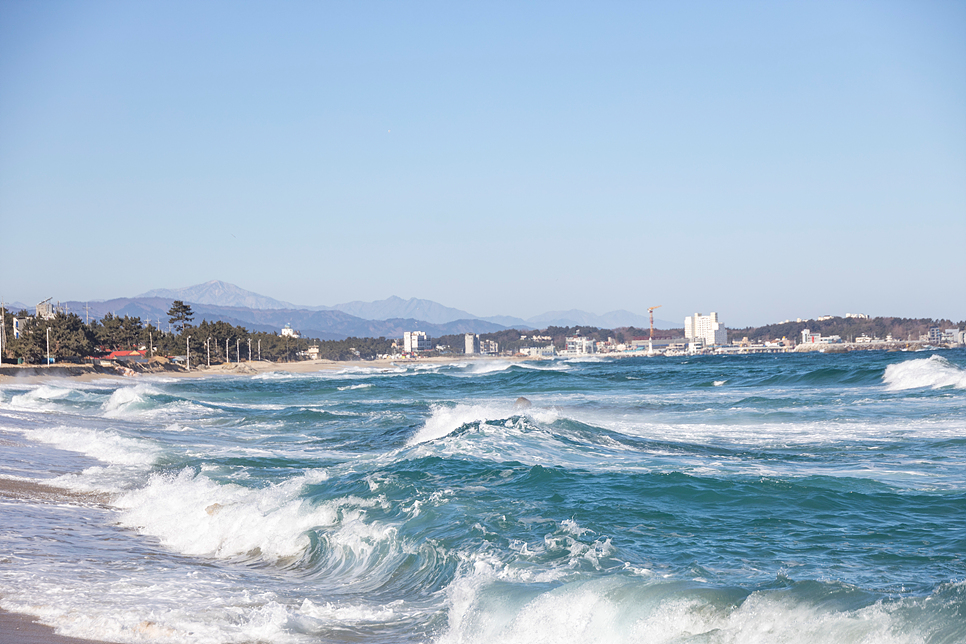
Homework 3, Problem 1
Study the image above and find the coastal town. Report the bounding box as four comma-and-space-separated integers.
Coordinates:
427, 311, 966, 360
1, 296, 963, 373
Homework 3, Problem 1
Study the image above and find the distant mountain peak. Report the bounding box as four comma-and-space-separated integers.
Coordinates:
138, 280, 298, 310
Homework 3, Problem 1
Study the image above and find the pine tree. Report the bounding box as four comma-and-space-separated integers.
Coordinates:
167, 300, 194, 335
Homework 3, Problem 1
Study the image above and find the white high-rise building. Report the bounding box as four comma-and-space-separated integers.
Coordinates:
684, 312, 728, 346
465, 333, 480, 354
404, 331, 431, 353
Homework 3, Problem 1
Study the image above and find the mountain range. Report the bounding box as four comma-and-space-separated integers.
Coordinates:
7, 281, 676, 340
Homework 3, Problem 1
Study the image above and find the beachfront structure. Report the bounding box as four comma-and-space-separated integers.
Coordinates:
480, 339, 499, 355
281, 324, 301, 338
631, 337, 679, 352
404, 331, 432, 353
687, 339, 705, 355
801, 329, 843, 344
684, 312, 728, 346
465, 333, 480, 354
520, 345, 555, 357
565, 335, 595, 355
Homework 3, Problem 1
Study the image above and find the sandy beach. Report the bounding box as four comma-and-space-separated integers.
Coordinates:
0, 354, 532, 385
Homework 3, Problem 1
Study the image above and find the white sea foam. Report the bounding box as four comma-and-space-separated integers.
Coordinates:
298, 598, 404, 624
0, 574, 310, 644
111, 467, 407, 564
337, 383, 373, 391
883, 355, 966, 391
25, 424, 159, 468
101, 383, 160, 416
406, 403, 559, 446
6, 384, 75, 410
437, 575, 928, 644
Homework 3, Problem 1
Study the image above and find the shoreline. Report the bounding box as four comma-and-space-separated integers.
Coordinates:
0, 354, 533, 385
0, 608, 109, 644
0, 477, 115, 644
1, 346, 957, 384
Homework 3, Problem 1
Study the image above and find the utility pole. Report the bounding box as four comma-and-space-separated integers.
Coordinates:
149, 332, 153, 359
226, 338, 230, 364
258, 339, 261, 361
236, 339, 240, 363
0, 298, 5, 362
186, 335, 191, 371
206, 337, 210, 367
647, 305, 662, 354
46, 327, 50, 365
248, 338, 251, 362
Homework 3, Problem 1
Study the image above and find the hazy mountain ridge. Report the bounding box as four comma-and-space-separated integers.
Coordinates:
329, 296, 478, 325
55, 298, 505, 340
130, 281, 664, 328
29, 280, 673, 339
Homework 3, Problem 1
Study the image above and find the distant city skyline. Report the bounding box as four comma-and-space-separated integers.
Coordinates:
1, 2, 963, 327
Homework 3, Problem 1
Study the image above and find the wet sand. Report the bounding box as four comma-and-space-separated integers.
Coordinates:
0, 476, 112, 506
0, 479, 114, 644
0, 608, 109, 644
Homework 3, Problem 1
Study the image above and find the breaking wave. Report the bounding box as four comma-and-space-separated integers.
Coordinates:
883, 355, 966, 391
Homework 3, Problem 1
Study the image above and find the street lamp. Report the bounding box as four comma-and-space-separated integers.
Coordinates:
206, 337, 211, 367
46, 327, 50, 365
186, 335, 191, 371
248, 338, 251, 362
226, 338, 230, 364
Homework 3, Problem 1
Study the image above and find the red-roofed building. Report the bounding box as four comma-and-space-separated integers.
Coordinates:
104, 350, 149, 362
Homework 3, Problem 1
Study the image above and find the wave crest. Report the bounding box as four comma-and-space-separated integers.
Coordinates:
883, 355, 966, 391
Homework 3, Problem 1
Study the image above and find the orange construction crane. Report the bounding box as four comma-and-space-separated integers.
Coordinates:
648, 305, 662, 341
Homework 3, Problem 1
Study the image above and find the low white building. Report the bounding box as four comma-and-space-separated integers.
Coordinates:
684, 312, 728, 346
687, 339, 705, 354
943, 328, 964, 345
801, 329, 842, 344
520, 345, 555, 357
281, 324, 301, 338
404, 331, 431, 353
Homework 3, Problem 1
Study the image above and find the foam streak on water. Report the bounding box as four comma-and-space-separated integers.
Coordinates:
0, 350, 964, 643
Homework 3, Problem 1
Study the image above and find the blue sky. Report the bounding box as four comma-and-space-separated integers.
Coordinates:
1, 1, 963, 326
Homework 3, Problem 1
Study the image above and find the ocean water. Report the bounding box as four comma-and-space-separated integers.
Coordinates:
0, 350, 964, 644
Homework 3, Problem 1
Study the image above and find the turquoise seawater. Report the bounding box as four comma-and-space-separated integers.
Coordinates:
1, 350, 964, 643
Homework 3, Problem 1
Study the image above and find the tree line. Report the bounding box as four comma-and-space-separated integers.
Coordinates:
1, 301, 393, 364
727, 316, 965, 344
